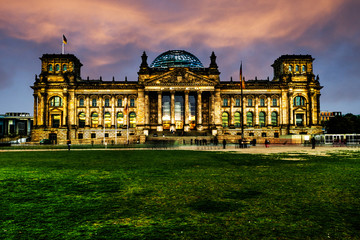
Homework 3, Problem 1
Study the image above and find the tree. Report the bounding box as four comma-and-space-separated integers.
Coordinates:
325, 114, 360, 134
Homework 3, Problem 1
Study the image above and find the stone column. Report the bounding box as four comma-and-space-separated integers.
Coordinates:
157, 91, 163, 131
214, 89, 221, 128
33, 94, 38, 126
98, 96, 103, 128
184, 91, 190, 132
41, 92, 47, 127
210, 92, 215, 127
145, 92, 150, 126
85, 96, 90, 127
267, 96, 271, 126
254, 96, 259, 126
230, 96, 234, 127
63, 92, 68, 127
170, 91, 175, 131
111, 96, 115, 127
197, 91, 202, 130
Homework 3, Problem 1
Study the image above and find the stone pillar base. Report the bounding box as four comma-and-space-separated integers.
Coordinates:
157, 125, 163, 132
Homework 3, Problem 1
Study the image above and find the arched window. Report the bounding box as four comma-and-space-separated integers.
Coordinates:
63, 64, 67, 71
302, 65, 306, 72
248, 98, 253, 106
117, 112, 124, 128
117, 98, 122, 107
79, 98, 84, 106
247, 112, 253, 127
294, 96, 305, 106
104, 112, 111, 128
234, 112, 241, 128
223, 98, 228, 107
222, 112, 229, 127
288, 65, 292, 72
295, 65, 299, 72
271, 112, 278, 126
55, 64, 60, 71
104, 98, 110, 107
78, 112, 86, 128
129, 112, 136, 128
91, 112, 98, 128
259, 111, 266, 127
48, 64, 53, 72
92, 99, 97, 107
49, 96, 63, 107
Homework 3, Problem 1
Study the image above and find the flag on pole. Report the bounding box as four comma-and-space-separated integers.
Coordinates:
240, 61, 245, 89
63, 35, 68, 44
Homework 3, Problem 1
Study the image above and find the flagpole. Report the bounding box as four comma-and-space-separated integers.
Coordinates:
115, 115, 117, 145
62, 42, 64, 54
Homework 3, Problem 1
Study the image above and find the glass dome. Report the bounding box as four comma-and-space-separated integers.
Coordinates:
150, 50, 204, 68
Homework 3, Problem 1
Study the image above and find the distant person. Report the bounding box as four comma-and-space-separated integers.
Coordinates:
67, 140, 71, 151
311, 137, 316, 149
223, 139, 226, 149
265, 139, 270, 148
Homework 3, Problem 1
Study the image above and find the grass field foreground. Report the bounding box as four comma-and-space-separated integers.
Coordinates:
0, 150, 360, 239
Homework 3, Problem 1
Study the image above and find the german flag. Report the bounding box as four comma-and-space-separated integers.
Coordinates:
63, 35, 67, 44
240, 62, 245, 89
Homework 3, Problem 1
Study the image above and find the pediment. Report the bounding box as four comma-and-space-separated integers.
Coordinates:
145, 68, 215, 86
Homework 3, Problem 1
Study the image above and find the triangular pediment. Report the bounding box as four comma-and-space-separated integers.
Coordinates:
145, 68, 216, 86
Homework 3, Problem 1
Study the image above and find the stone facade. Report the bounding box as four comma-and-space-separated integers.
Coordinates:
31, 51, 323, 144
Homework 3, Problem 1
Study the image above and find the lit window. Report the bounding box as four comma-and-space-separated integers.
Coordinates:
50, 96, 63, 107
48, 64, 53, 71
247, 112, 253, 127
271, 112, 278, 126
92, 99, 97, 107
104, 112, 111, 128
235, 98, 240, 107
248, 99, 253, 106
130, 99, 135, 107
259, 111, 266, 127
295, 65, 299, 72
222, 112, 229, 127
234, 112, 241, 127
260, 99, 265, 107
117, 112, 124, 128
289, 65, 292, 72
294, 96, 305, 106
78, 112, 86, 128
91, 112, 98, 127
117, 99, 122, 107
51, 114, 61, 128
223, 98, 228, 107
79, 99, 84, 106
63, 64, 67, 71
55, 64, 60, 71
129, 112, 136, 128
105, 99, 110, 107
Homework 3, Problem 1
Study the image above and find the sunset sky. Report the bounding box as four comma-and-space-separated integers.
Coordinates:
0, 0, 359, 114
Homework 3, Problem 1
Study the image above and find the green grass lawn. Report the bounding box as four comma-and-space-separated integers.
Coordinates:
0, 150, 360, 239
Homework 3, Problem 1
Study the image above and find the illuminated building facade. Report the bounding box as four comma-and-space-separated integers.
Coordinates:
31, 50, 323, 144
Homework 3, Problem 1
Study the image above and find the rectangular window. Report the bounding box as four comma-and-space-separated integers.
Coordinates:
272, 98, 277, 106
130, 99, 135, 107
91, 133, 96, 139
105, 99, 110, 107
248, 99, 253, 106
260, 99, 265, 106
118, 99, 122, 107
105, 133, 109, 138
223, 98, 228, 106
78, 133, 83, 139
79, 99, 84, 106
235, 98, 240, 107
296, 114, 304, 126
92, 99, 97, 107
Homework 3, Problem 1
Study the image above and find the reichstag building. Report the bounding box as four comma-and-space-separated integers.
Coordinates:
31, 50, 323, 144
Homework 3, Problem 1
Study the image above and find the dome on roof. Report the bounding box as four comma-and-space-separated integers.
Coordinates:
150, 50, 204, 68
